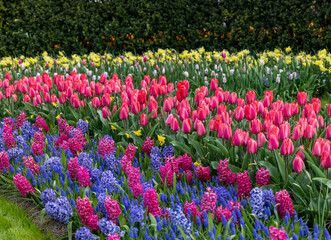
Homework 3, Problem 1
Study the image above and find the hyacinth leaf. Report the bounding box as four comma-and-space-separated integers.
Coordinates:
172, 172, 177, 196
211, 161, 218, 170
214, 140, 230, 158
97, 109, 108, 128
69, 106, 79, 121
68, 221, 72, 240
87, 103, 97, 119
223, 217, 233, 239
274, 151, 286, 184
177, 226, 188, 240
259, 161, 278, 180
147, 122, 159, 137
40, 208, 46, 225
208, 212, 213, 233
215, 221, 223, 238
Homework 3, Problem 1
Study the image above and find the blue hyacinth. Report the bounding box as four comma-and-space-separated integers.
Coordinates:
105, 153, 119, 171
43, 157, 62, 171
76, 120, 88, 134
167, 204, 191, 235
101, 170, 118, 192
77, 152, 93, 172
7, 147, 23, 159
150, 147, 162, 171
130, 204, 145, 224
75, 227, 96, 240
162, 145, 174, 158
40, 188, 56, 205
98, 217, 120, 236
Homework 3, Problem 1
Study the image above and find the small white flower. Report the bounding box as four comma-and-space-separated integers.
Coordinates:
104, 72, 108, 77
21, 64, 25, 70
214, 65, 218, 70
72, 67, 77, 72
260, 59, 265, 66
54, 72, 58, 76
66, 73, 69, 78
215, 73, 219, 78
289, 73, 293, 80
153, 69, 157, 76
220, 67, 223, 73
222, 77, 227, 83
266, 67, 270, 74
205, 68, 208, 74
211, 71, 215, 76
92, 75, 96, 81
229, 69, 234, 75
195, 64, 199, 70
184, 71, 189, 78
36, 72, 40, 76
279, 69, 283, 73
162, 67, 165, 74
77, 63, 81, 68
98, 76, 101, 80
205, 80, 209, 86
143, 67, 147, 72
274, 65, 278, 70
276, 74, 280, 83
198, 72, 201, 76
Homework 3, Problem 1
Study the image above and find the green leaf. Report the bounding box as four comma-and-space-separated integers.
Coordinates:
177, 226, 188, 240
208, 212, 213, 233
211, 161, 219, 170
171, 140, 191, 155
68, 221, 72, 240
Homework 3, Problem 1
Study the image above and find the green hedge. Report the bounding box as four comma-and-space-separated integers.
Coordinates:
0, 0, 330, 56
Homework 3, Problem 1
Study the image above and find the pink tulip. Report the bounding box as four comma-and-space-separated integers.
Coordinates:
280, 138, 294, 156
279, 122, 290, 140
328, 104, 331, 117
268, 134, 279, 150
263, 90, 273, 107
237, 98, 245, 107
223, 123, 232, 140
196, 120, 206, 136
23, 94, 31, 103
304, 125, 315, 139
293, 155, 304, 173
321, 151, 331, 169
297, 145, 305, 160
140, 113, 148, 126
273, 111, 283, 125
210, 78, 218, 91
171, 117, 180, 132
246, 90, 256, 104
297, 92, 307, 106
292, 125, 301, 141
231, 129, 243, 146
102, 106, 111, 118
311, 98, 321, 114
247, 139, 257, 154
312, 138, 322, 156
182, 118, 192, 134
119, 106, 128, 120
244, 104, 256, 121
250, 119, 262, 134
257, 133, 266, 147
234, 106, 244, 121
326, 125, 331, 139
228, 92, 237, 104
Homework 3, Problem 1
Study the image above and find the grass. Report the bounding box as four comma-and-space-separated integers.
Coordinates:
0, 196, 52, 240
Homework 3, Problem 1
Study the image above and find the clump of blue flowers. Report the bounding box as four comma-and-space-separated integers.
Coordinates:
150, 147, 162, 171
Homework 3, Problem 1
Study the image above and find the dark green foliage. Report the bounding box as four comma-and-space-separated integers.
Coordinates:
0, 0, 330, 56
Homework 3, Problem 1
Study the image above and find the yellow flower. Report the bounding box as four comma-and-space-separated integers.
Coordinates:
56, 114, 61, 119
125, 133, 130, 139
111, 125, 117, 130
52, 102, 58, 107
285, 47, 291, 53
133, 130, 142, 137
85, 120, 89, 124
30, 115, 34, 119
157, 135, 165, 146
194, 161, 201, 167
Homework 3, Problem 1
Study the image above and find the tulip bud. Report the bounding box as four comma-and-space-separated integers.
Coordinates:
280, 138, 294, 156
268, 134, 279, 150
293, 156, 304, 173
297, 92, 307, 106
247, 139, 257, 154
257, 133, 266, 147
182, 118, 192, 134
321, 151, 331, 169
170, 117, 179, 132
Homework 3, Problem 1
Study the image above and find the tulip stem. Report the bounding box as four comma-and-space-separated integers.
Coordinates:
285, 155, 288, 183
272, 150, 280, 178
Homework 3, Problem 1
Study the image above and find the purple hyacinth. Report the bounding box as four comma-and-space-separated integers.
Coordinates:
40, 188, 56, 205
75, 227, 96, 240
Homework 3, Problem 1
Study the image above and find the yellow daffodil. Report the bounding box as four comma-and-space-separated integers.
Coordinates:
52, 102, 58, 107
85, 120, 89, 124
194, 161, 201, 167
285, 46, 291, 53
56, 114, 61, 119
133, 130, 142, 137
157, 135, 165, 146
125, 133, 130, 139
111, 125, 117, 130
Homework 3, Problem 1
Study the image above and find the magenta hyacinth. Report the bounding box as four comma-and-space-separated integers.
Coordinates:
107, 233, 121, 240
23, 156, 40, 175
144, 188, 162, 217
184, 201, 201, 219
13, 173, 35, 197
87, 214, 100, 230
237, 171, 252, 199
216, 205, 232, 222
127, 167, 144, 198
104, 196, 122, 224
3, 124, 16, 149
124, 143, 136, 161
36, 115, 50, 132
225, 171, 237, 185
76, 196, 99, 229
68, 157, 80, 180
31, 130, 45, 156
256, 167, 270, 187
177, 153, 193, 171
275, 190, 295, 218
141, 137, 154, 156
98, 137, 115, 159
15, 111, 26, 129
269, 226, 287, 240
77, 166, 91, 187
160, 162, 174, 186
196, 165, 211, 182
0, 151, 10, 174
200, 187, 217, 214
217, 158, 230, 183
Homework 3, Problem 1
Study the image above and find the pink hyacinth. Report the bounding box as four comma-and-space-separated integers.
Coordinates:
275, 190, 295, 218
226, 172, 237, 185
200, 187, 217, 213
31, 130, 45, 155
184, 201, 201, 219
227, 200, 241, 213
124, 143, 136, 161
165, 156, 179, 176
16, 111, 26, 129
144, 188, 162, 217
105, 196, 122, 224
77, 167, 91, 187
68, 129, 87, 157
217, 158, 230, 182
237, 171, 252, 199
216, 205, 232, 222
87, 214, 100, 230
0, 151, 10, 174
256, 167, 270, 187
23, 156, 40, 175
177, 153, 193, 171
76, 196, 96, 227
4, 117, 14, 127
54, 133, 68, 150
13, 173, 35, 197
107, 233, 121, 240
127, 167, 143, 198
196, 165, 211, 182
3, 124, 16, 149
120, 155, 132, 175
36, 115, 50, 132
269, 226, 287, 240
182, 170, 192, 184
58, 117, 73, 136
98, 137, 115, 159
160, 162, 174, 186
141, 137, 154, 156
68, 157, 80, 180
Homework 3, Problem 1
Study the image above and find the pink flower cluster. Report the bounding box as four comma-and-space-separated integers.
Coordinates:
177, 153, 192, 171
68, 129, 87, 157
120, 144, 136, 174
13, 173, 35, 197
141, 137, 154, 156
200, 187, 217, 214
68, 157, 80, 180
58, 117, 73, 136
105, 196, 122, 224
76, 196, 99, 230
98, 137, 115, 159
107, 233, 121, 240
36, 115, 50, 132
216, 200, 241, 222
127, 167, 143, 198
256, 167, 270, 187
15, 111, 26, 129
55, 133, 68, 150
269, 226, 287, 240
4, 117, 14, 127
31, 130, 45, 155
275, 190, 294, 218
217, 158, 237, 185
184, 201, 200, 219
237, 171, 251, 199
196, 165, 211, 182
23, 156, 40, 175
0, 151, 10, 174
144, 188, 162, 217
160, 162, 174, 186
124, 143, 136, 162
3, 124, 16, 149
77, 166, 91, 187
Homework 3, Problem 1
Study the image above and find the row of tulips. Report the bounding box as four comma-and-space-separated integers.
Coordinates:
0, 113, 330, 239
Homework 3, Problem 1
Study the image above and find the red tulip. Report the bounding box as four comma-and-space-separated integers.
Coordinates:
237, 98, 245, 107
23, 94, 31, 103
21, 83, 28, 93
215, 89, 224, 103
247, 138, 257, 154
140, 113, 148, 126
33, 97, 39, 107
291, 103, 299, 116
66, 87, 73, 98
282, 103, 292, 119
0, 91, 3, 101
280, 138, 294, 156
210, 78, 218, 91
279, 122, 290, 140
59, 92, 67, 104
321, 151, 331, 169
297, 92, 307, 106
44, 92, 51, 103
51, 94, 58, 103
292, 125, 301, 141
167, 83, 174, 93
231, 129, 243, 146
138, 90, 147, 105
303, 104, 315, 119
311, 98, 321, 114
268, 134, 279, 150
163, 98, 172, 112
223, 123, 232, 140
3, 79, 9, 88
246, 90, 256, 104
119, 105, 129, 120
322, 140, 331, 153
257, 133, 266, 147
112, 105, 118, 113
209, 96, 218, 110
72, 96, 80, 108
91, 97, 100, 108
312, 139, 322, 156
328, 104, 331, 117
250, 119, 262, 134
223, 91, 230, 102
228, 92, 237, 104
131, 101, 141, 115
102, 106, 111, 118
171, 117, 180, 132
304, 124, 315, 139
263, 90, 273, 107
234, 106, 244, 121
326, 125, 331, 139
5, 87, 13, 98
197, 107, 207, 121
293, 155, 304, 173
244, 104, 257, 121
182, 118, 192, 134
101, 93, 111, 107
273, 111, 283, 125
195, 120, 206, 136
